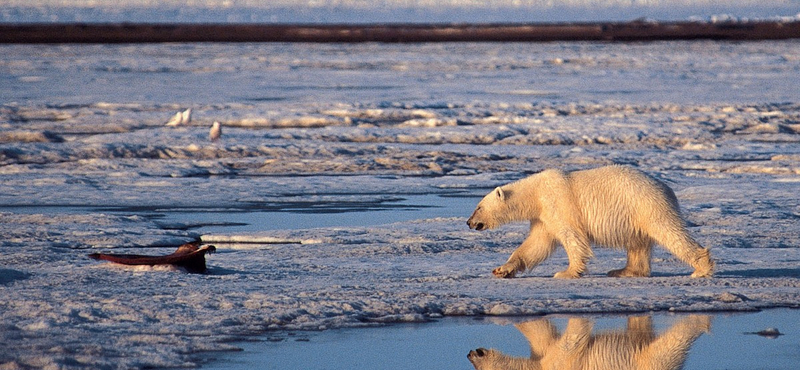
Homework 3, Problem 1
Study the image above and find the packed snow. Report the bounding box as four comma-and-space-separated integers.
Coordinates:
1, 41, 800, 369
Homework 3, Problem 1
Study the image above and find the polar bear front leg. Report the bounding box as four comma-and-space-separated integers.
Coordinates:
493, 222, 556, 278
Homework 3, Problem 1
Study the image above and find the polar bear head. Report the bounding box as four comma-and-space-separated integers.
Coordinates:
467, 187, 509, 231
468, 347, 530, 370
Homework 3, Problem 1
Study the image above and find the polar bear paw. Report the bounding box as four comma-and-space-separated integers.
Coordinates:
492, 265, 517, 278
553, 269, 581, 279
690, 269, 713, 278
607, 268, 649, 278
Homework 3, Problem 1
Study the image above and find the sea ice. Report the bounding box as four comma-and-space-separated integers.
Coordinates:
1, 41, 799, 368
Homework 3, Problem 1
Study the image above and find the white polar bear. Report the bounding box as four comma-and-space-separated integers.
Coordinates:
466, 165, 714, 279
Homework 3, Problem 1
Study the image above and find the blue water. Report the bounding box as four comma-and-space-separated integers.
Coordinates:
0, 193, 482, 233
203, 309, 800, 370
153, 194, 480, 233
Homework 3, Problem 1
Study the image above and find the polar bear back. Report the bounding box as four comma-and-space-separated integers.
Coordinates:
564, 166, 682, 248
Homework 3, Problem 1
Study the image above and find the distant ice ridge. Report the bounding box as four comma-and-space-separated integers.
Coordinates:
2, 0, 799, 25
705, 13, 800, 23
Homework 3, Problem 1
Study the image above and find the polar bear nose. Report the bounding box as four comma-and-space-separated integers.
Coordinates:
467, 217, 485, 231
468, 348, 489, 359
468, 220, 485, 231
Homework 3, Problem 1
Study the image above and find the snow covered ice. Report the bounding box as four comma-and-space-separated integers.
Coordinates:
1, 40, 800, 368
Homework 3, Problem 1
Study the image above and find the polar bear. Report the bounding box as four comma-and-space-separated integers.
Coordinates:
467, 315, 711, 370
466, 165, 713, 279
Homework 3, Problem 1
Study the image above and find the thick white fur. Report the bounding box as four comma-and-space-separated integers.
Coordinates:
466, 165, 714, 279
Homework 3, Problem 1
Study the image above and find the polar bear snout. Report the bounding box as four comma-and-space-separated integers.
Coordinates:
466, 216, 486, 231
468, 348, 489, 359
467, 347, 489, 364
468, 348, 494, 369
467, 205, 490, 231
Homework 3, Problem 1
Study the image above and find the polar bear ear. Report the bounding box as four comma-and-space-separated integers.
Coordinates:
494, 187, 505, 201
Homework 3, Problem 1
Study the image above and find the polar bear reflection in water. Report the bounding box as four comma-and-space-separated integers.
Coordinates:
468, 315, 710, 370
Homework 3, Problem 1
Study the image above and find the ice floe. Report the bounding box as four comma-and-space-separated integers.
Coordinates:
1, 41, 800, 368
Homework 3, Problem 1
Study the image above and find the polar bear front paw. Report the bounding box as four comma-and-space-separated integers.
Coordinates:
492, 266, 517, 278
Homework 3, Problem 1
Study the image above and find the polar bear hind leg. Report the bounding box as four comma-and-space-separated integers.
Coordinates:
608, 235, 652, 277
647, 221, 714, 278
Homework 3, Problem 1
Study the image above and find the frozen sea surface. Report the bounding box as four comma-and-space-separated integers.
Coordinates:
1, 41, 800, 368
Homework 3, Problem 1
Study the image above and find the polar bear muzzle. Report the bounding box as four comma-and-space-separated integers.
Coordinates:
467, 219, 487, 231
467, 208, 488, 231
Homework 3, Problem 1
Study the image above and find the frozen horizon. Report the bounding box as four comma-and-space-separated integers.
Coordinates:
1, 0, 798, 24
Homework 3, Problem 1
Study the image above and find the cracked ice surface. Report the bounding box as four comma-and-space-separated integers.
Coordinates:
1, 41, 800, 368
